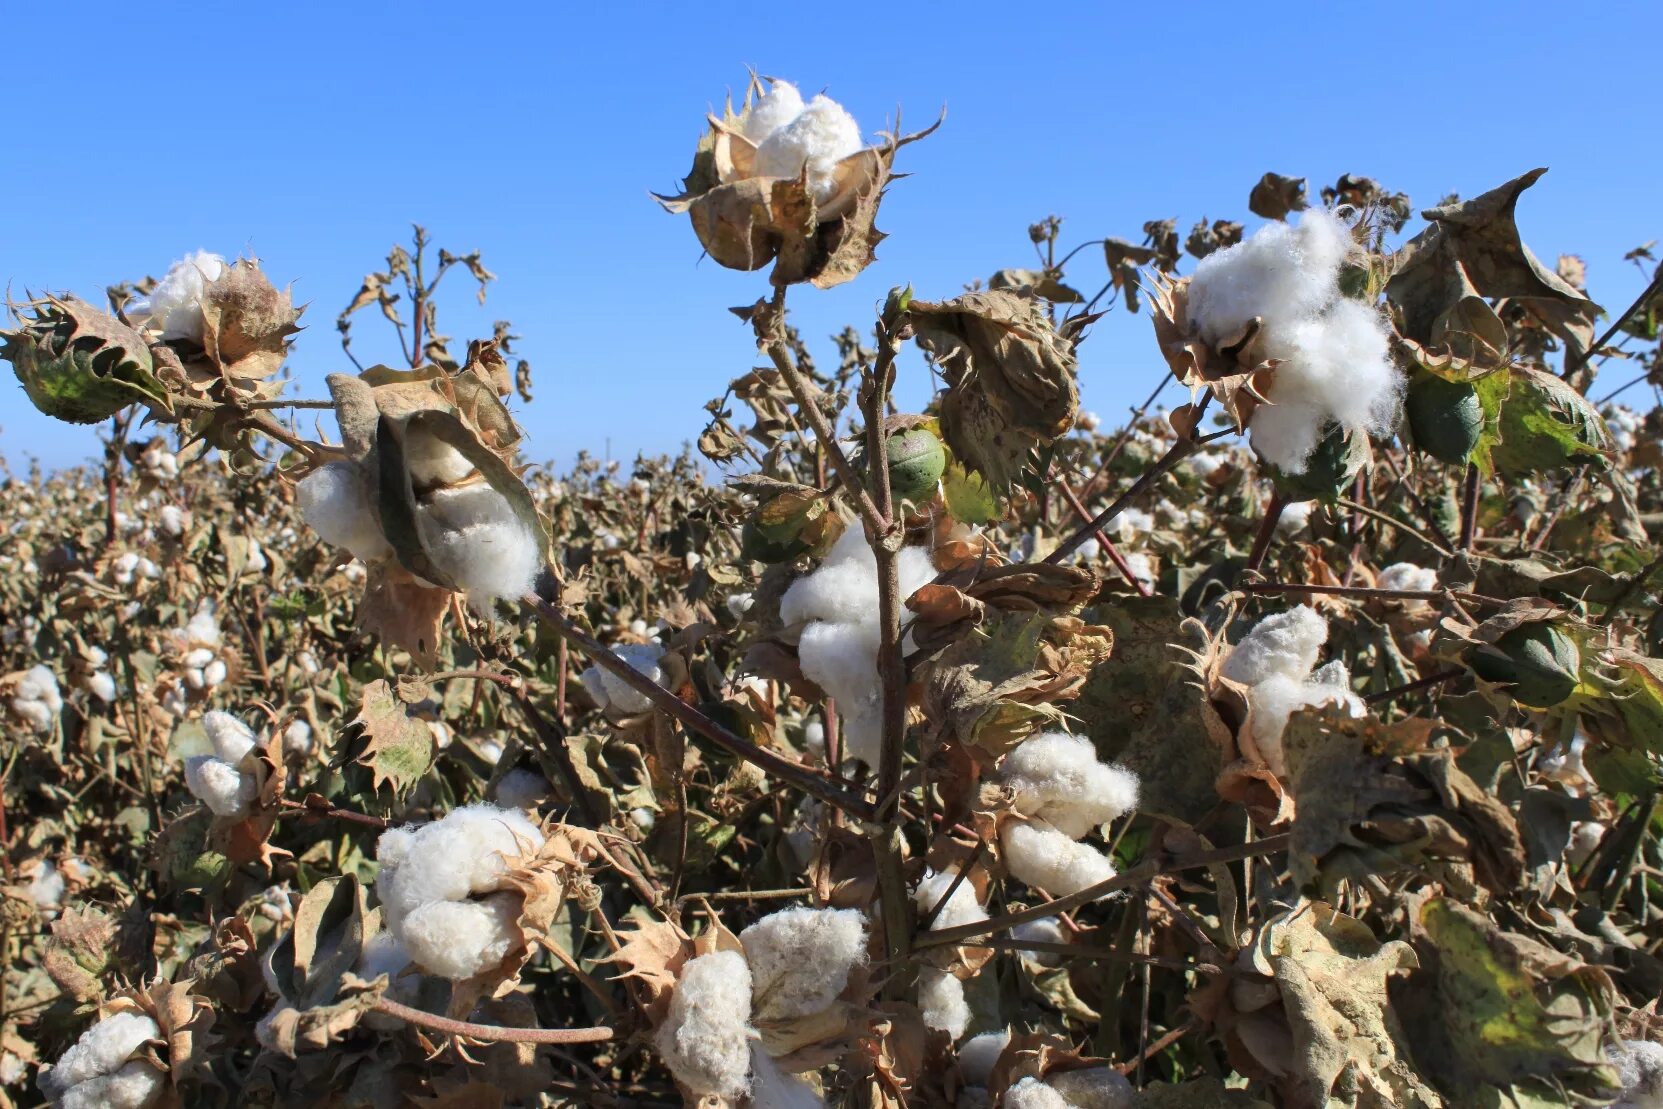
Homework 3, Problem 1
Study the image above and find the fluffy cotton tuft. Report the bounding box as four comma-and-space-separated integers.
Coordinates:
1010, 917, 1067, 967
780, 526, 936, 765
1246, 661, 1364, 777
748, 1046, 824, 1108
357, 930, 421, 1030
957, 1029, 1010, 1087
581, 643, 667, 714
416, 484, 543, 607
128, 250, 226, 342
915, 870, 987, 932
742, 80, 806, 143
1006, 1077, 1073, 1109
753, 94, 863, 202
917, 967, 970, 1041
740, 907, 867, 1021
11, 664, 62, 734
1608, 1039, 1663, 1108
997, 732, 1139, 839
1185, 210, 1399, 473
185, 754, 258, 818
656, 950, 754, 1100
375, 803, 545, 980
38, 1011, 163, 1109
296, 463, 393, 562
1046, 1067, 1137, 1108
1378, 562, 1438, 594
204, 711, 257, 764
1002, 819, 1117, 899
1221, 606, 1328, 687
494, 768, 551, 811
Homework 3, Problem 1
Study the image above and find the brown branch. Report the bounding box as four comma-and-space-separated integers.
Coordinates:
1364, 667, 1465, 705
521, 594, 876, 821
1056, 478, 1152, 595
1242, 581, 1508, 607
278, 797, 389, 829
1336, 496, 1453, 558
1459, 462, 1482, 551
1045, 435, 1200, 564
1245, 494, 1286, 575
372, 997, 613, 1044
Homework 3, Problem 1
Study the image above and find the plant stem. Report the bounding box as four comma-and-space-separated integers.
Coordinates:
1242, 581, 1507, 606
1045, 435, 1199, 565
372, 997, 613, 1044
1056, 479, 1152, 595
1245, 494, 1286, 574
1336, 496, 1453, 558
521, 595, 875, 820
1459, 462, 1481, 550
1562, 264, 1663, 384
1364, 667, 1465, 705
1598, 547, 1663, 627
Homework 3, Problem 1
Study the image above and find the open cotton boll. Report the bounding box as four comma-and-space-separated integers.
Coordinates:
296, 463, 393, 562
401, 428, 479, 489
1002, 819, 1117, 898
997, 731, 1139, 840
917, 967, 970, 1041
656, 950, 754, 1101
283, 720, 313, 758
1378, 562, 1438, 594
742, 79, 805, 143
1246, 662, 1364, 778
958, 1029, 1010, 1087
20, 665, 63, 712
581, 642, 667, 714
38, 1010, 163, 1109
1250, 302, 1399, 473
1221, 606, 1327, 687
1607, 1039, 1663, 1108
749, 1046, 824, 1108
1046, 1068, 1136, 1108
375, 803, 545, 980
203, 711, 257, 765
416, 484, 543, 607
494, 768, 552, 812
1186, 210, 1353, 347
127, 250, 226, 343
358, 930, 420, 1030
754, 94, 863, 201
914, 869, 987, 931
1010, 917, 1067, 967
740, 906, 867, 1021
1277, 500, 1314, 535
1566, 820, 1605, 866
85, 671, 118, 703
185, 756, 258, 818
1006, 1078, 1074, 1109
1106, 507, 1154, 543
27, 858, 65, 913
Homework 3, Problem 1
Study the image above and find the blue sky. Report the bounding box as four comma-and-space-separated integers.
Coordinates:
4, 1, 1659, 472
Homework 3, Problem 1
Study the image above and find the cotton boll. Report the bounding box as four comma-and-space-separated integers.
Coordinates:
1566, 820, 1605, 866
27, 858, 65, 913
296, 463, 392, 562
494, 768, 551, 812
1046, 1068, 1136, 1109
127, 250, 226, 343
754, 94, 862, 201
726, 591, 755, 618
781, 527, 882, 627
958, 1029, 1010, 1087
914, 870, 987, 931
1247, 397, 1332, 475
998, 731, 1140, 839
1186, 210, 1353, 347
185, 756, 258, 819
416, 484, 543, 606
1246, 664, 1364, 777
1277, 500, 1313, 536
357, 930, 420, 1030
1003, 819, 1117, 899
283, 720, 313, 758
749, 1046, 824, 1108
1010, 917, 1067, 967
917, 967, 970, 1041
1274, 299, 1400, 442
655, 950, 754, 1100
1608, 1039, 1663, 1108
1221, 606, 1328, 687
398, 893, 521, 980
1378, 562, 1438, 594
582, 642, 667, 714
203, 711, 257, 765
19, 665, 62, 712
401, 428, 478, 488
38, 1011, 162, 1108
1005, 1078, 1073, 1109
742, 79, 805, 143
1107, 507, 1154, 543
85, 671, 118, 704
740, 906, 868, 1021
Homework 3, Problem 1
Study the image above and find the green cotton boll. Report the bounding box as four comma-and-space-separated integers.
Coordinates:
1271, 423, 1368, 502
885, 427, 946, 505
2, 297, 168, 424
1466, 624, 1581, 707
1406, 374, 1485, 465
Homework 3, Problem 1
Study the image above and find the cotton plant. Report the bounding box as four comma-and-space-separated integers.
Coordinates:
779, 524, 937, 766
9, 664, 62, 735
135, 440, 179, 482
655, 907, 867, 1102
994, 731, 1139, 899
78, 647, 117, 704
110, 552, 160, 587
36, 1010, 163, 1109
183, 711, 263, 819
125, 251, 226, 343
579, 642, 667, 714
1220, 606, 1364, 777
1605, 1039, 1663, 1108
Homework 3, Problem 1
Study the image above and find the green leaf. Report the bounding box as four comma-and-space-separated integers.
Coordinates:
942, 459, 1000, 525
1491, 367, 1613, 476
349, 679, 435, 797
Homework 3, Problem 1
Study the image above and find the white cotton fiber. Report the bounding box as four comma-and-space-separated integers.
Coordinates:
742, 80, 806, 143
780, 525, 936, 766
1277, 500, 1314, 536
1047, 1067, 1136, 1108
656, 950, 755, 1100
997, 732, 1139, 839
374, 803, 545, 980
1221, 606, 1328, 687
957, 1028, 1010, 1087
1608, 1039, 1663, 1108
204, 711, 257, 764
28, 858, 65, 912
494, 768, 551, 811
127, 250, 226, 343
1246, 662, 1364, 778
754, 94, 863, 202
38, 1011, 162, 1109
1006, 1078, 1074, 1109
1185, 210, 1399, 473
185, 755, 258, 819
1002, 819, 1117, 899
19, 665, 63, 711
749, 1045, 824, 1108
915, 870, 987, 932
917, 967, 970, 1041
357, 929, 420, 1030
1010, 917, 1067, 967
296, 463, 392, 563
740, 906, 867, 1021
401, 427, 478, 489
1566, 820, 1605, 866
1378, 562, 1438, 593
416, 483, 543, 607
1107, 507, 1154, 544
581, 642, 667, 714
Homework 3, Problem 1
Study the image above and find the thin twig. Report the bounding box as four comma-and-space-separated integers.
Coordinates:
1055, 478, 1152, 595
1336, 496, 1453, 558
1245, 494, 1286, 575
1459, 462, 1481, 551
1045, 433, 1201, 565
1562, 264, 1663, 383
1242, 581, 1508, 607
1598, 547, 1663, 628
1364, 667, 1465, 705
372, 997, 613, 1044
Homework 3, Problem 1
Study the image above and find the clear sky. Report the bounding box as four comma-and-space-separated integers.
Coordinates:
4, 1, 1659, 472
